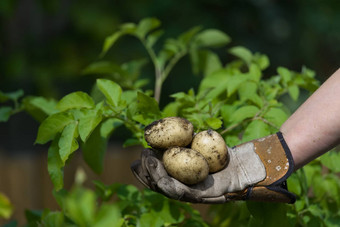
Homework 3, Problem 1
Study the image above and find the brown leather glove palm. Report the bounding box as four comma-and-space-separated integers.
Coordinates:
131, 132, 296, 204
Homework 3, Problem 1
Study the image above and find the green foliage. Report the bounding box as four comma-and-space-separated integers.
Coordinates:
19, 169, 208, 227
0, 89, 24, 122
0, 192, 13, 220
3, 18, 337, 226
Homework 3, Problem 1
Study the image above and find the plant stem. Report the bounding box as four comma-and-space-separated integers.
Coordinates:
141, 38, 186, 103
163, 51, 185, 83
254, 116, 280, 130
141, 38, 163, 103
220, 123, 242, 135
154, 74, 163, 103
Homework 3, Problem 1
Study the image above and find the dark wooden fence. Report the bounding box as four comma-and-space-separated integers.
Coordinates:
0, 144, 209, 225
0, 144, 143, 225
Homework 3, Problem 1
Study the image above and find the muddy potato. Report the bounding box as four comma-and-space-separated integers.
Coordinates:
144, 117, 194, 149
191, 129, 229, 173
163, 147, 209, 185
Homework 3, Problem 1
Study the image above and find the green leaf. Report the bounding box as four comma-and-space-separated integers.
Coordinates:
162, 39, 181, 56
82, 123, 109, 174
190, 49, 223, 76
58, 121, 79, 164
162, 102, 180, 117
36, 112, 74, 144
277, 67, 292, 83
93, 181, 122, 202
82, 61, 126, 75
307, 204, 324, 219
178, 26, 202, 46
198, 69, 230, 99
41, 212, 64, 227
123, 138, 142, 147
25, 210, 43, 226
135, 17, 161, 39
199, 69, 228, 91
65, 187, 96, 226
220, 105, 237, 125
6, 89, 24, 100
205, 117, 223, 129
23, 96, 58, 122
229, 46, 253, 65
101, 31, 125, 57
294, 200, 305, 212
288, 84, 299, 101
248, 63, 262, 82
194, 29, 231, 48
320, 151, 340, 173
96, 79, 122, 107
94, 204, 124, 227
140, 212, 164, 227
116, 184, 142, 202
286, 173, 302, 196
78, 109, 103, 142
312, 175, 339, 201
230, 105, 259, 123
0, 89, 24, 102
264, 108, 288, 128
57, 91, 95, 111
238, 81, 257, 101
226, 74, 248, 97
137, 92, 160, 115
101, 22, 137, 56
48, 137, 64, 191
52, 189, 68, 211
146, 29, 164, 48
0, 192, 13, 219
141, 192, 185, 225
121, 90, 138, 105
253, 53, 270, 70
133, 92, 161, 125
242, 120, 269, 142
0, 106, 12, 122
100, 118, 123, 138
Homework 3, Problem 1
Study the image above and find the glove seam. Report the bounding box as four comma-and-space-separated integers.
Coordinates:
266, 183, 297, 203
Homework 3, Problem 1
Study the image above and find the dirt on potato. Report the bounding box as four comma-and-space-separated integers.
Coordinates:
144, 117, 194, 149
163, 147, 209, 185
191, 129, 229, 173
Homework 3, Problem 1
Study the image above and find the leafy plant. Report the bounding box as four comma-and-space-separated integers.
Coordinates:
3, 18, 339, 226
15, 169, 206, 227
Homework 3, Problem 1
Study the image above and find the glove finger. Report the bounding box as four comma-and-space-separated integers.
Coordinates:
140, 148, 161, 177
201, 195, 227, 204
131, 148, 160, 189
157, 177, 203, 203
130, 160, 151, 189
145, 156, 205, 203
144, 156, 168, 183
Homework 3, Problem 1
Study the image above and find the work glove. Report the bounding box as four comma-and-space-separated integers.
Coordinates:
131, 132, 296, 204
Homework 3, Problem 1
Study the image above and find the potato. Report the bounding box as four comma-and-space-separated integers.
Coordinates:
163, 147, 209, 185
191, 129, 229, 173
144, 117, 194, 149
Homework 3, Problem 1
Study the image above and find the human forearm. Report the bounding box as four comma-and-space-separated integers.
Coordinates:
280, 68, 340, 170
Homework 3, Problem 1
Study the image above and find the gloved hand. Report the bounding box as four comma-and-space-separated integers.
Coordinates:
131, 132, 296, 204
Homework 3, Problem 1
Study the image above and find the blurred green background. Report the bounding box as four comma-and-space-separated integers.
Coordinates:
0, 0, 339, 152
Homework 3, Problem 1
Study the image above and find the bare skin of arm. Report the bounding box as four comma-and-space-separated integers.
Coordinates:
280, 68, 340, 170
